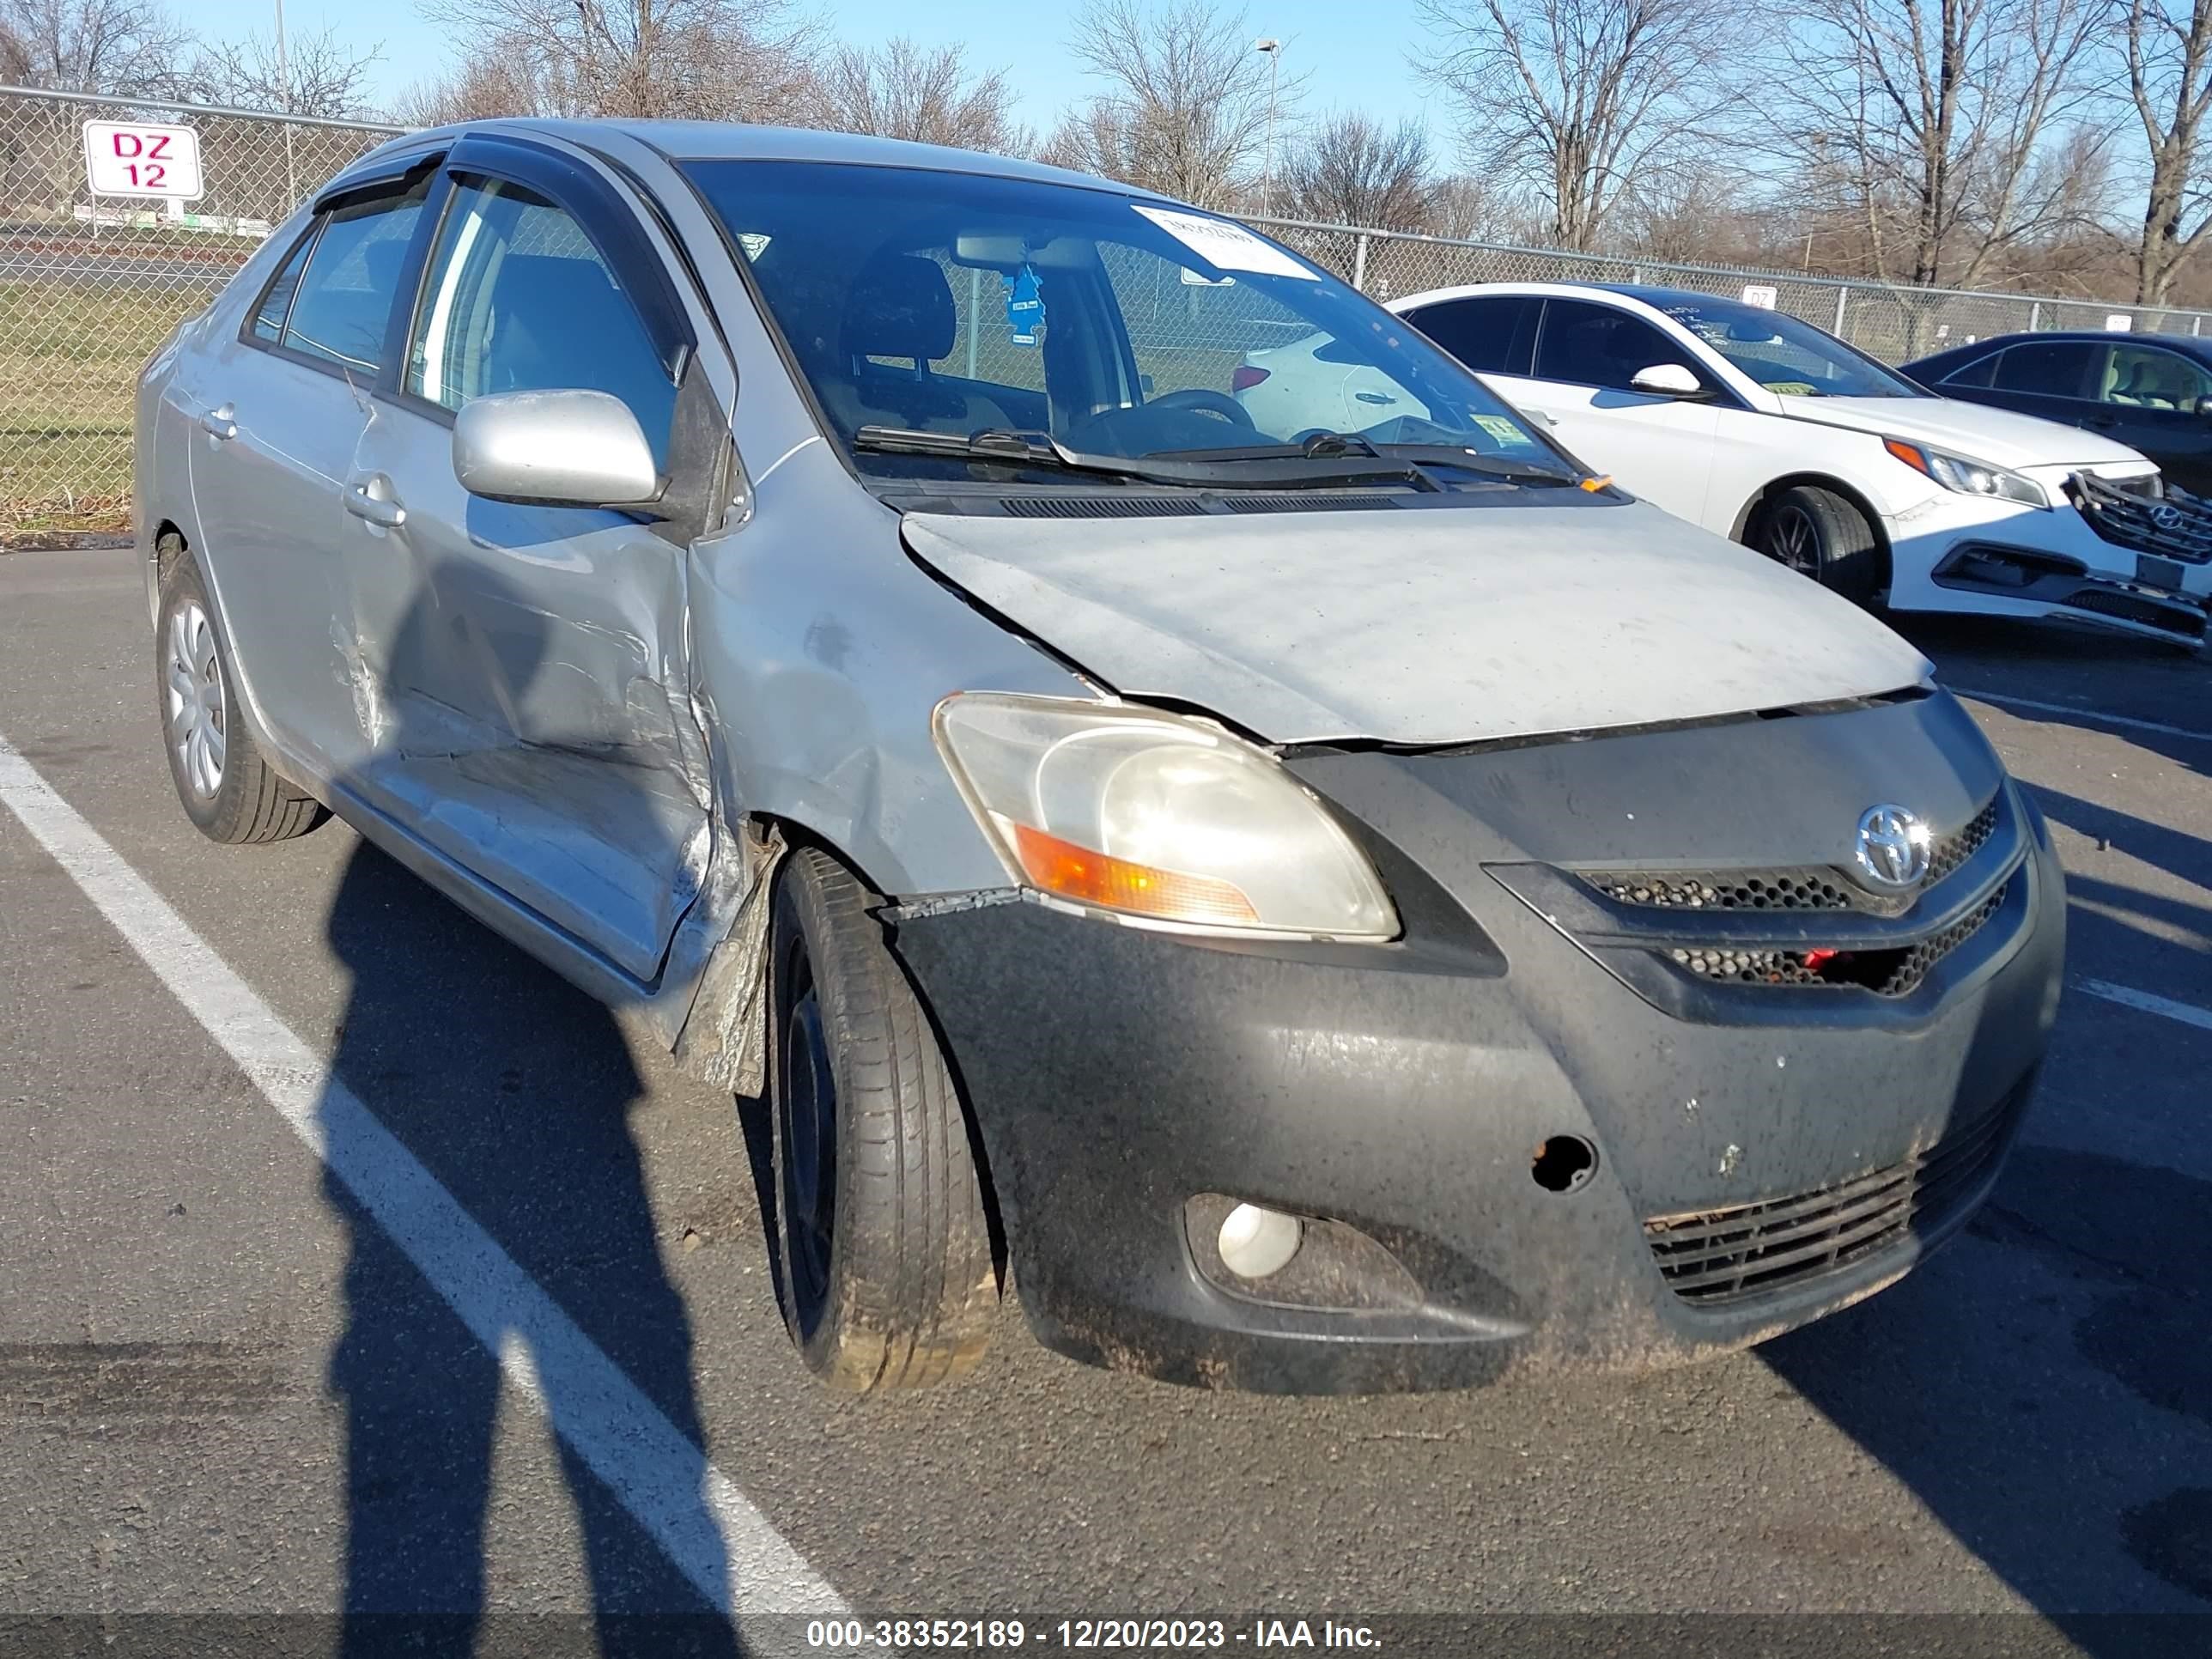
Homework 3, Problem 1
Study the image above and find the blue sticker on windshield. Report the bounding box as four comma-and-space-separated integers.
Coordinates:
1007, 264, 1045, 346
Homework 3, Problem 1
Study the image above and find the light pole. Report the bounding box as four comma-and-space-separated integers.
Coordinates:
1255, 38, 1280, 217
275, 0, 297, 207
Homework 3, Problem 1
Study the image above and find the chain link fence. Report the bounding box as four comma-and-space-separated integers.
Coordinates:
1252, 216, 2212, 362
0, 86, 400, 533
5, 82, 2210, 535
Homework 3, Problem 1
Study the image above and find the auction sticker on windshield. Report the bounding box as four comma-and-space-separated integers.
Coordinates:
1133, 205, 1315, 281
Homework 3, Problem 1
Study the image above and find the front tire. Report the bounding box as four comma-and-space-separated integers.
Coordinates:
1752, 485, 1884, 605
154, 545, 325, 845
766, 847, 998, 1392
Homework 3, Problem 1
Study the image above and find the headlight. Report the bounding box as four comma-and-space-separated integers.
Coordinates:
1884, 437, 2048, 507
933, 692, 1399, 940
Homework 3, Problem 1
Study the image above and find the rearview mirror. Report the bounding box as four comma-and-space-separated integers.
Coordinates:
452, 388, 662, 509
1629, 362, 1705, 398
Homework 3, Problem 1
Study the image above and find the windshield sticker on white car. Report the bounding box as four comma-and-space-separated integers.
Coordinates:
1473, 415, 1528, 447
1133, 206, 1316, 280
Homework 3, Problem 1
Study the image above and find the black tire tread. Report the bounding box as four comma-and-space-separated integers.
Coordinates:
1759, 484, 1884, 606
155, 540, 325, 847
774, 847, 996, 1393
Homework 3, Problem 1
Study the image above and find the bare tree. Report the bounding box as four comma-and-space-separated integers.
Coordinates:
810, 37, 1026, 152
415, 0, 820, 121
1772, 0, 2109, 289
185, 26, 382, 119
1279, 111, 1436, 230
2125, 0, 2212, 304
0, 0, 191, 94
387, 57, 550, 125
1414, 0, 1741, 251
1042, 0, 1290, 207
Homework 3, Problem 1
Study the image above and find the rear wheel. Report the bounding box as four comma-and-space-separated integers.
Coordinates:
1753, 485, 1884, 605
766, 847, 997, 1392
154, 544, 325, 845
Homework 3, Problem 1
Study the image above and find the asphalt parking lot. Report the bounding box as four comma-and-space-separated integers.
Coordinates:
1, 546, 2207, 1656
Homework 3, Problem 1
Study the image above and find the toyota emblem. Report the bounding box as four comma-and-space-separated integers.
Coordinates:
1855, 805, 1932, 888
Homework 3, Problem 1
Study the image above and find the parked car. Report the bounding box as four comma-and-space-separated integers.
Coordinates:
1905, 330, 2212, 497
140, 122, 2064, 1395
1373, 283, 2210, 648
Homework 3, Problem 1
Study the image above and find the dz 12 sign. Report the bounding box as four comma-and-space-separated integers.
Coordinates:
82, 120, 204, 200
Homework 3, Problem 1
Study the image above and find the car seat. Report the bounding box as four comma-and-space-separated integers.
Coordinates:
817, 252, 1014, 436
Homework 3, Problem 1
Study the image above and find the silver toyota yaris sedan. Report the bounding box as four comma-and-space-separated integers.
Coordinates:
137, 120, 2064, 1395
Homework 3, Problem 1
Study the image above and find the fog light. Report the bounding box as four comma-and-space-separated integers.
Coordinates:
1217, 1203, 1302, 1279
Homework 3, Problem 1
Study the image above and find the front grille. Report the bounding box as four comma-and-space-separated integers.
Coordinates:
1666, 887, 2005, 996
2067, 471, 2212, 564
1644, 1080, 2029, 1304
1590, 795, 2000, 917
1924, 797, 1998, 885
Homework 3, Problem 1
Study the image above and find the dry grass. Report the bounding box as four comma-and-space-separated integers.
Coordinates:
0, 278, 210, 534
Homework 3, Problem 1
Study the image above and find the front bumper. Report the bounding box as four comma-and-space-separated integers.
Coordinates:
888, 703, 2068, 1394
1884, 475, 2211, 644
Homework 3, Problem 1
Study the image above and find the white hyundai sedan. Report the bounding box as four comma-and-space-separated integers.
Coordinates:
1249, 281, 2209, 647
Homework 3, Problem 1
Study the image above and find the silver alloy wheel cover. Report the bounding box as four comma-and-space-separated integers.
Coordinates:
166, 600, 227, 799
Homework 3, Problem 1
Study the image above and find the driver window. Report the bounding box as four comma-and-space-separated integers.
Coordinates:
2100, 345, 2212, 412
1536, 300, 1698, 392
404, 175, 677, 463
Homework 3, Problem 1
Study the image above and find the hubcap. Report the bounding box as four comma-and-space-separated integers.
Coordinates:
777, 949, 837, 1334
1765, 504, 1822, 578
165, 602, 227, 799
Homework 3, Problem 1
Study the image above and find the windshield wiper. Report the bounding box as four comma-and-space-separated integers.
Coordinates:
853, 425, 1436, 490
1370, 444, 1586, 487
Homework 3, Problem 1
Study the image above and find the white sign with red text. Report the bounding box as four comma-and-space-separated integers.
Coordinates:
82, 120, 203, 201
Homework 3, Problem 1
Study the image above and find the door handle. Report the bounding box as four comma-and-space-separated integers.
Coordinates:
198, 403, 236, 440
1354, 390, 1397, 405
343, 476, 407, 529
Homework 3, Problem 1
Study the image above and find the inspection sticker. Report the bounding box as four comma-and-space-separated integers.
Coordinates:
1133, 205, 1316, 280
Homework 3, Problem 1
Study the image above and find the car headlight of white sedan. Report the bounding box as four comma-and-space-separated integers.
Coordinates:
1884, 437, 2049, 508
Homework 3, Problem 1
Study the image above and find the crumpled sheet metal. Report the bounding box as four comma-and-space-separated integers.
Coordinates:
672, 823, 787, 1096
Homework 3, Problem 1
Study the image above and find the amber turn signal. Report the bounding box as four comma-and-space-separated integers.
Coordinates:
1007, 821, 1260, 926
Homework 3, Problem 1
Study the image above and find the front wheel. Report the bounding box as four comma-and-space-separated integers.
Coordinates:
1751, 485, 1884, 605
766, 847, 998, 1392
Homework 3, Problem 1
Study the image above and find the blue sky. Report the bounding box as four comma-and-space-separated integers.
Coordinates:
187, 0, 1455, 142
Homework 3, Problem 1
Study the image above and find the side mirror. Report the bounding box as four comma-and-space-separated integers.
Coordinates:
2196, 396, 2212, 417
1629, 362, 1707, 398
453, 388, 662, 509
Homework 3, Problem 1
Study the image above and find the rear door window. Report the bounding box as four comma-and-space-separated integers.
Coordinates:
248, 230, 316, 343
1990, 341, 2098, 402
1402, 295, 1538, 374
279, 176, 432, 374
1936, 350, 2000, 389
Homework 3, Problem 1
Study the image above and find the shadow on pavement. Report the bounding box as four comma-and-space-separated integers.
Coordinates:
315, 580, 743, 1656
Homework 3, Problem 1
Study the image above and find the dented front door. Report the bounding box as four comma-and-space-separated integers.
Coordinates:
335, 159, 714, 987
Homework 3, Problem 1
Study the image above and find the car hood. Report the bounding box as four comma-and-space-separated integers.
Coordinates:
1778, 395, 2149, 471
900, 500, 1931, 746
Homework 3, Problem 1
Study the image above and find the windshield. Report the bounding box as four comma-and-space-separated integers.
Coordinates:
1646, 295, 1926, 399
681, 159, 1571, 484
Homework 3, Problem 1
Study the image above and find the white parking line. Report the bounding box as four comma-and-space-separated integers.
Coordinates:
0, 737, 847, 1631
1962, 690, 2212, 746
2077, 977, 2212, 1035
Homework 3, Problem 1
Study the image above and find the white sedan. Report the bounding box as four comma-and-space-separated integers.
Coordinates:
1245, 281, 2209, 647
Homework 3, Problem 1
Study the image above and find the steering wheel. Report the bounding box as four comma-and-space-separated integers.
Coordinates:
1148, 387, 1257, 428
